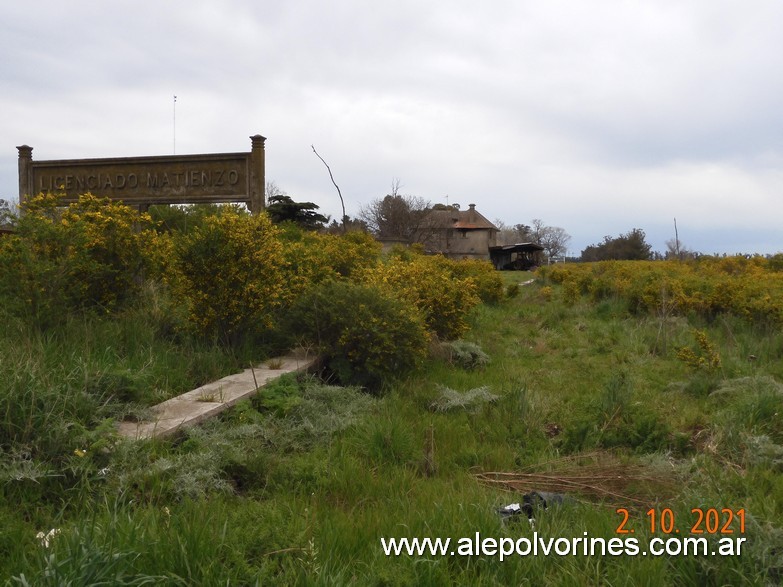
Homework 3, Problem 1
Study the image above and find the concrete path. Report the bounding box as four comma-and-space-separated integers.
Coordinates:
117, 352, 317, 440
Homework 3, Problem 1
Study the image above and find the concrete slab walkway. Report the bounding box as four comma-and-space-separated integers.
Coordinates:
117, 352, 317, 440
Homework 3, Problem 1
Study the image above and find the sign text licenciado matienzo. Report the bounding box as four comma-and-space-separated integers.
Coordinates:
36, 168, 242, 193
19, 135, 266, 210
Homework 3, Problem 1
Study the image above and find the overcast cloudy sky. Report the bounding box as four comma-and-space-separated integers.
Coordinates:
2, 0, 781, 255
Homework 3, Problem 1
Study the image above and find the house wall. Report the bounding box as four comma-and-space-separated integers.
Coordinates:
376, 236, 411, 254
437, 228, 497, 260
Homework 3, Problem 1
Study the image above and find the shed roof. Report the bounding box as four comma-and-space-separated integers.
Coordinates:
489, 242, 544, 253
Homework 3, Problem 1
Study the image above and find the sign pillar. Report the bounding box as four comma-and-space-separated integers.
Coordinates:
17, 145, 33, 209
249, 134, 266, 213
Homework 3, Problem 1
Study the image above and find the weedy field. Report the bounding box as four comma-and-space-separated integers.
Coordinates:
2, 272, 781, 585
1, 197, 782, 584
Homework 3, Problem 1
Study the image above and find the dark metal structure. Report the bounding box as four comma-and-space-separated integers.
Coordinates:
489, 242, 544, 270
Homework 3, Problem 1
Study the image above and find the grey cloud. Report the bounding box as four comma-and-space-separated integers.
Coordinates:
1, 0, 781, 254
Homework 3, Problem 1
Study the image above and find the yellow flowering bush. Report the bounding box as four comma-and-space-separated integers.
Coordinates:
284, 280, 429, 389
540, 258, 783, 326
538, 286, 554, 301
444, 258, 505, 304
358, 254, 481, 340
677, 329, 722, 372
170, 208, 285, 343
0, 193, 165, 325
277, 226, 381, 303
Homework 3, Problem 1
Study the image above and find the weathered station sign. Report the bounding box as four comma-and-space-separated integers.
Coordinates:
17, 134, 266, 212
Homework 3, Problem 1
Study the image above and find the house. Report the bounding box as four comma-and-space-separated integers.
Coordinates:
424, 204, 498, 261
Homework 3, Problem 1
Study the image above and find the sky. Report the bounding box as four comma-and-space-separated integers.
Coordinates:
2, 0, 782, 256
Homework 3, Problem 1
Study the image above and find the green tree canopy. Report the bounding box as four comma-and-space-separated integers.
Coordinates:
581, 228, 652, 261
266, 195, 329, 231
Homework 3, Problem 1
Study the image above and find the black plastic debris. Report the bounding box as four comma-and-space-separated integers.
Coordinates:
497, 491, 571, 523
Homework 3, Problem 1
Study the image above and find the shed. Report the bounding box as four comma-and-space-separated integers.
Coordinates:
489, 242, 544, 270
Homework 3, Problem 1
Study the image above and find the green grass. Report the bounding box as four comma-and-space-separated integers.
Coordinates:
3, 271, 783, 584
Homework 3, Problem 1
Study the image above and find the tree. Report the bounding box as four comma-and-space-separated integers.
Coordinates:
664, 238, 696, 260
265, 180, 285, 201
323, 216, 368, 234
581, 228, 652, 261
359, 180, 434, 242
494, 219, 533, 246
0, 199, 17, 228
514, 223, 534, 242
531, 219, 571, 260
266, 194, 329, 231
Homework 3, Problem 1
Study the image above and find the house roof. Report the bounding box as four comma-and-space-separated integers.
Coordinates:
428, 203, 498, 231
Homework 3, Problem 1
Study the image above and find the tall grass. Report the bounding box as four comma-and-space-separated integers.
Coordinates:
0, 297, 255, 519
4, 268, 783, 584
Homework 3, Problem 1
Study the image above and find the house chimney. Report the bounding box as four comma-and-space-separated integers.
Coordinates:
469, 203, 476, 210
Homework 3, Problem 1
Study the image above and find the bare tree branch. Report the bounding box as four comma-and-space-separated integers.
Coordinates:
311, 145, 347, 234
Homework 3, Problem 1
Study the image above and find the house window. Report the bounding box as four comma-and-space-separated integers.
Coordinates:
460, 230, 468, 238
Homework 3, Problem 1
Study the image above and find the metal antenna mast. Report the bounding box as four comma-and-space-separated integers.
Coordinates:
173, 95, 177, 154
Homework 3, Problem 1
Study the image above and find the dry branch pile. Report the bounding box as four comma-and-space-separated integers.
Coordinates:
475, 452, 681, 508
